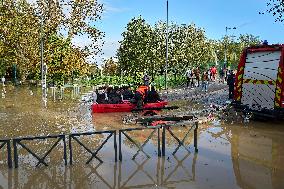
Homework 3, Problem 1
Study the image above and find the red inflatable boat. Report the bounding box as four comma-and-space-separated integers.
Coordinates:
91, 100, 168, 113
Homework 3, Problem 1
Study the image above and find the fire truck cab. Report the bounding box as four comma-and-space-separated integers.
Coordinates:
233, 44, 284, 118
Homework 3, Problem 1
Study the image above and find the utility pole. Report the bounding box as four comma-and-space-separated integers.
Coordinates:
41, 15, 47, 108
224, 26, 236, 69
165, 0, 169, 90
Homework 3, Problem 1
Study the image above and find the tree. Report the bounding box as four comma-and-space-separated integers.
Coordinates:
0, 0, 104, 82
45, 34, 89, 84
265, 0, 284, 22
102, 57, 118, 76
213, 34, 260, 68
117, 16, 154, 81
0, 0, 40, 79
117, 17, 214, 80
115, 16, 261, 87
34, 0, 104, 57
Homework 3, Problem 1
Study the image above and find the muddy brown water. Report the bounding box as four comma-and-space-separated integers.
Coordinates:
0, 86, 284, 189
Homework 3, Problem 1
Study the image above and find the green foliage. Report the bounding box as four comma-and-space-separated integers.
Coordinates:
114, 16, 261, 88
102, 57, 118, 76
117, 16, 155, 81
265, 0, 284, 22
117, 17, 259, 81
0, 0, 103, 83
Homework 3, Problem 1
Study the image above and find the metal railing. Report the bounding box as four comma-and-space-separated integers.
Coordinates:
119, 121, 198, 161
69, 130, 117, 164
0, 121, 198, 168
161, 121, 198, 156
13, 134, 67, 168
119, 127, 161, 161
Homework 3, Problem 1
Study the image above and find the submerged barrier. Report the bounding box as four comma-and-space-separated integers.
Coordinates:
0, 122, 198, 168
69, 130, 117, 164
0, 139, 12, 168
13, 134, 67, 168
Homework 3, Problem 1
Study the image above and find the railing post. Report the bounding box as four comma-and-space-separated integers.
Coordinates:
7, 140, 12, 168
194, 122, 198, 152
13, 140, 18, 168
119, 131, 122, 161
69, 135, 73, 165
62, 135, 67, 165
114, 131, 117, 162
162, 126, 166, 156
158, 128, 161, 157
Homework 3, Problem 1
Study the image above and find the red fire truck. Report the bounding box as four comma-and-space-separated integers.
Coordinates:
233, 44, 284, 118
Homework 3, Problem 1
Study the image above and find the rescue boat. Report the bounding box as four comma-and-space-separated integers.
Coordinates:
91, 100, 168, 113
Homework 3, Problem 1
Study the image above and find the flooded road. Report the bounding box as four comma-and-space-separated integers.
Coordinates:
0, 86, 284, 189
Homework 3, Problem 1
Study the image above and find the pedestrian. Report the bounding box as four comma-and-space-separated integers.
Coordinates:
143, 72, 150, 86
208, 68, 212, 81
1, 76, 5, 86
185, 68, 192, 88
194, 67, 200, 87
223, 67, 228, 82
211, 66, 217, 81
92, 89, 98, 103
227, 70, 235, 99
219, 68, 225, 83
201, 71, 209, 92
190, 67, 195, 88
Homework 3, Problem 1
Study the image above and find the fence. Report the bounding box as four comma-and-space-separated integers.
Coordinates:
13, 134, 67, 168
69, 130, 117, 164
0, 139, 12, 168
0, 121, 198, 168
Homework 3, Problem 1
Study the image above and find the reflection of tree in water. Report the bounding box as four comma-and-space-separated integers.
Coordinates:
12, 166, 68, 189
14, 138, 67, 167
0, 87, 95, 139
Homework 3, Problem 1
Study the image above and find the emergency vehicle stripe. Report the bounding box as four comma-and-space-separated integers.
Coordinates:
234, 50, 246, 102
275, 66, 283, 107
242, 79, 276, 85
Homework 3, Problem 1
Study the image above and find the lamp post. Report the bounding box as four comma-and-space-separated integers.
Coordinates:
40, 15, 47, 108
165, 0, 169, 90
224, 26, 236, 69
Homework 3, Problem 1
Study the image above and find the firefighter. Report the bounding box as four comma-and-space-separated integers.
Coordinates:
227, 70, 235, 99
133, 85, 148, 109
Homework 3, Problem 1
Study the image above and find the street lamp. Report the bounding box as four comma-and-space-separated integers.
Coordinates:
165, 0, 169, 90
224, 26, 236, 69
40, 15, 47, 108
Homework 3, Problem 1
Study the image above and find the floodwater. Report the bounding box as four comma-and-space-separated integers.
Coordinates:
0, 85, 284, 189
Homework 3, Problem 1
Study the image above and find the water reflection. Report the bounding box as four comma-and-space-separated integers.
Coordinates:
0, 86, 94, 138
1, 124, 284, 189
230, 122, 284, 189
1, 86, 284, 189
0, 154, 197, 189
199, 122, 284, 189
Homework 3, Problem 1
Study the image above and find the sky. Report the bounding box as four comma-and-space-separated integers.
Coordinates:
91, 0, 284, 65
